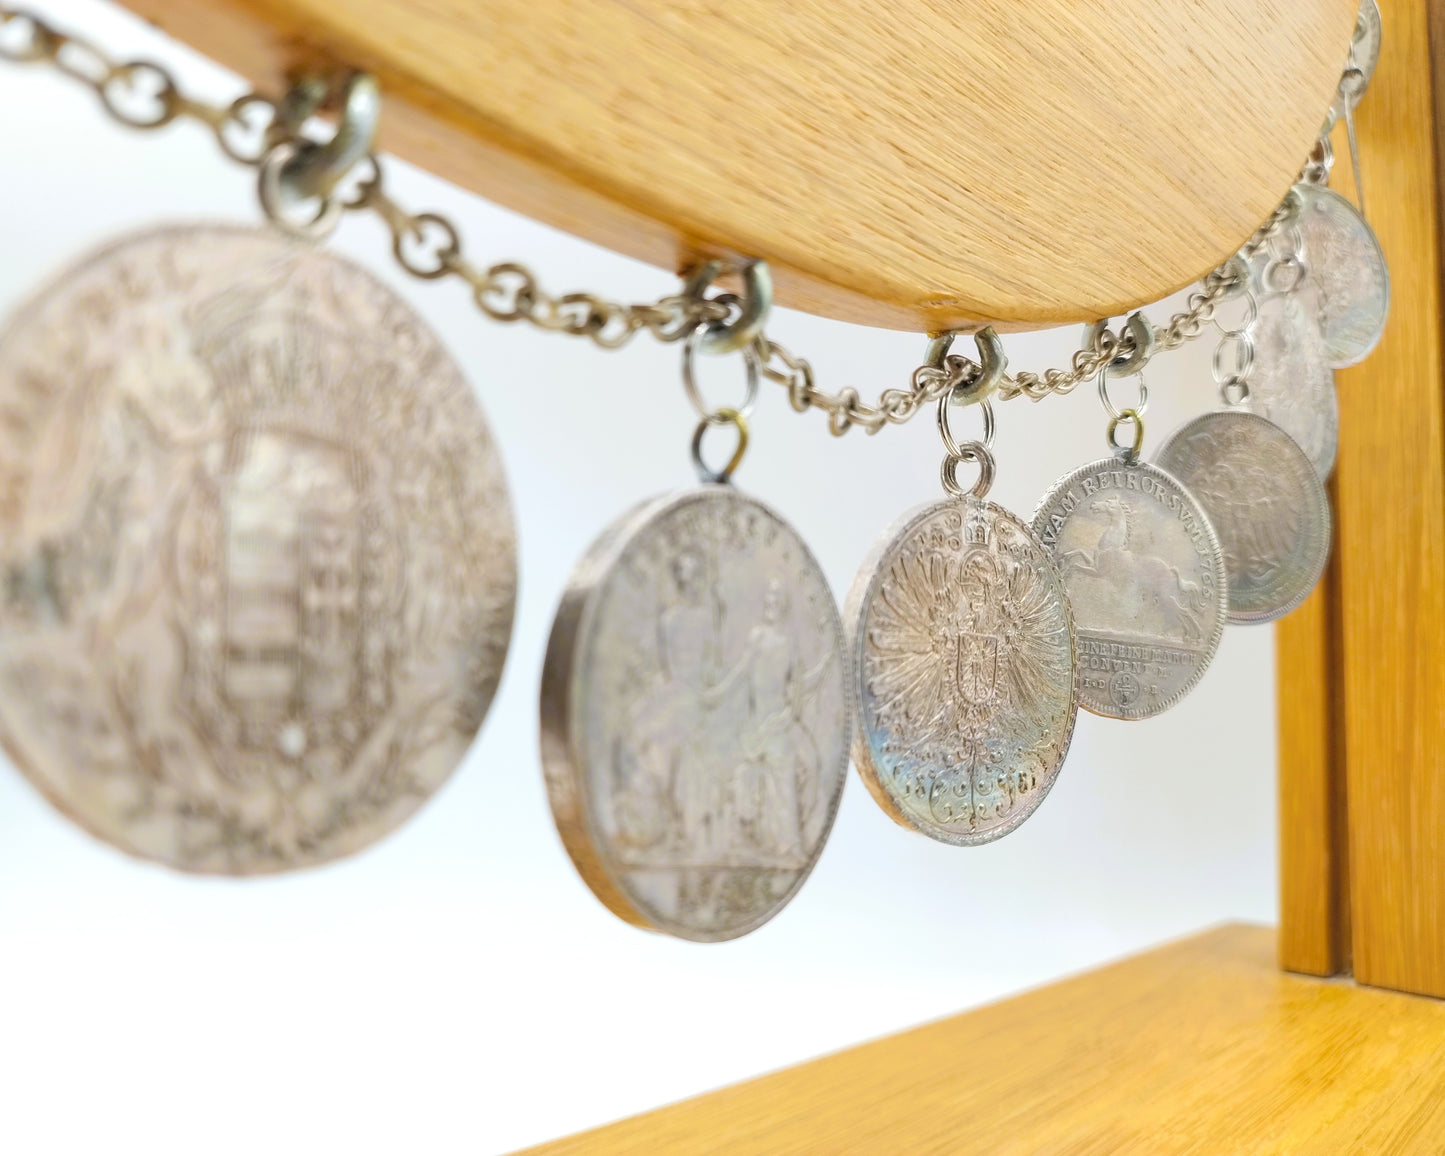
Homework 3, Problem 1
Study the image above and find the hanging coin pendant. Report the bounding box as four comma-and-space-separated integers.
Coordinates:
848, 497, 1077, 846
1156, 410, 1331, 625
1294, 183, 1389, 367
541, 487, 849, 942
1032, 458, 1227, 720
0, 224, 517, 873
1245, 289, 1339, 479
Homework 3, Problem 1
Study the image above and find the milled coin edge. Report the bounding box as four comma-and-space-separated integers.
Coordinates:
540, 485, 852, 942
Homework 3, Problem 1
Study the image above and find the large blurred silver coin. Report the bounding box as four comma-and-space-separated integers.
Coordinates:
1156, 411, 1330, 625
1033, 458, 1226, 719
1244, 289, 1338, 478
0, 224, 517, 872
848, 498, 1076, 845
1294, 183, 1389, 367
541, 487, 848, 941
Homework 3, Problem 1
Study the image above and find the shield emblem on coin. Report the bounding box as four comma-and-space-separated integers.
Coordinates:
955, 631, 999, 704
177, 423, 400, 771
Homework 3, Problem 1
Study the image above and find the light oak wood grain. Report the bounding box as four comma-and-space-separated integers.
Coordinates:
115, 0, 1357, 330
1277, 520, 1348, 978
514, 925, 1445, 1154
1330, 0, 1445, 998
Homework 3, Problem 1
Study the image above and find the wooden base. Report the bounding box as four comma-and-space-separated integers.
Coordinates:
516, 925, 1445, 1154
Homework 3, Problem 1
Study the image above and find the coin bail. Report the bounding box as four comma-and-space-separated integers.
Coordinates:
937, 392, 995, 499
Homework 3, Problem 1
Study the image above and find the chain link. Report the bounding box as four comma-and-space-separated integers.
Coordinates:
2, 4, 1307, 438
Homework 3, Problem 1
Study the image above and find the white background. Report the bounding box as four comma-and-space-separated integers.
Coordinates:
0, 3, 1277, 1152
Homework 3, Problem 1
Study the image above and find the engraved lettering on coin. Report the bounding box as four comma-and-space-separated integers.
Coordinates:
1294, 183, 1389, 367
1244, 288, 1338, 479
541, 487, 848, 941
847, 498, 1077, 845
1156, 410, 1331, 625
0, 224, 517, 872
1032, 458, 1226, 720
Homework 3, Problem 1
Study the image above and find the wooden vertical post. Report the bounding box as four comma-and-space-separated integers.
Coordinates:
1323, 0, 1445, 997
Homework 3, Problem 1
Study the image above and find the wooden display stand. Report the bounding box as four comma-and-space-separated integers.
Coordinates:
119, 0, 1445, 1148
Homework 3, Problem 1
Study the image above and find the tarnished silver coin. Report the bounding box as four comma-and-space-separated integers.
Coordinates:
0, 224, 517, 872
1156, 410, 1331, 625
848, 498, 1077, 845
541, 487, 848, 942
1244, 288, 1338, 479
1032, 458, 1226, 720
1294, 183, 1389, 367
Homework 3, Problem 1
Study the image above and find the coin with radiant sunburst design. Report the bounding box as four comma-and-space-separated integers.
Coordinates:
0, 223, 516, 873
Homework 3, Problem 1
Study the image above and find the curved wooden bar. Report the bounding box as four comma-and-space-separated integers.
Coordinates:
119, 0, 1357, 330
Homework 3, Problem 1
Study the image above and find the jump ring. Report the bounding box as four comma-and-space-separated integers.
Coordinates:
1106, 408, 1145, 462
937, 393, 994, 458
1212, 332, 1255, 384
1220, 377, 1252, 406
941, 442, 995, 500
691, 407, 750, 484
682, 324, 761, 420
1097, 363, 1148, 422
1211, 285, 1258, 338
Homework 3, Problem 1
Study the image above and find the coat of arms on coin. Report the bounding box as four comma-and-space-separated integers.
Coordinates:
0, 224, 517, 872
541, 487, 849, 941
848, 497, 1077, 845
1032, 457, 1227, 719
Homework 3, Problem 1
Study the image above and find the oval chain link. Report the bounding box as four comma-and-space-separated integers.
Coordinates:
1, 4, 1305, 438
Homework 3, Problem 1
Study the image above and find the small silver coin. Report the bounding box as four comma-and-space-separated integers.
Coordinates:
0, 224, 517, 873
1156, 410, 1331, 625
541, 486, 849, 942
848, 498, 1077, 845
1032, 458, 1227, 720
1244, 288, 1338, 479
1294, 183, 1389, 367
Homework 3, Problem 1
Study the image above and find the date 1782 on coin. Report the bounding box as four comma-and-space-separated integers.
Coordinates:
541, 487, 850, 942
848, 497, 1078, 845
1032, 458, 1226, 720
0, 224, 518, 873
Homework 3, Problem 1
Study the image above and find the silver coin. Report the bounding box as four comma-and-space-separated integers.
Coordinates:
1244, 288, 1338, 479
1351, 0, 1381, 94
541, 486, 849, 942
848, 497, 1077, 845
1295, 183, 1389, 367
0, 224, 517, 873
1156, 410, 1331, 625
1032, 458, 1226, 719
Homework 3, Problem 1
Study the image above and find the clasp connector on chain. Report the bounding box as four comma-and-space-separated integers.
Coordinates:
679, 260, 773, 355
924, 326, 1007, 406
1083, 312, 1156, 377
259, 71, 380, 240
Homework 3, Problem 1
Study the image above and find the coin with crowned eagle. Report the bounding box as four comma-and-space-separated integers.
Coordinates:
847, 496, 1078, 845
0, 224, 516, 873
